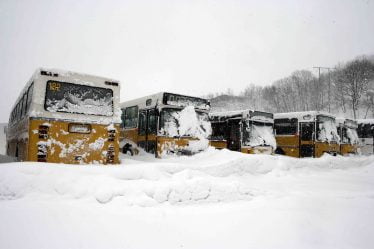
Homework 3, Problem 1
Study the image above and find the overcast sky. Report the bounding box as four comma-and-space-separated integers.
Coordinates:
0, 0, 373, 122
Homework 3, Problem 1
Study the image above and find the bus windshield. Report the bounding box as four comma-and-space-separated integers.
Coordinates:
242, 120, 276, 149
317, 116, 340, 142
345, 127, 359, 144
45, 81, 113, 116
159, 107, 210, 138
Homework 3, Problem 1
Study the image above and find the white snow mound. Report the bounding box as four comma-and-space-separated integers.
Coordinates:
1, 149, 373, 206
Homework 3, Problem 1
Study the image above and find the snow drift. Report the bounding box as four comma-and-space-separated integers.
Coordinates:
1, 149, 374, 249
1, 148, 373, 206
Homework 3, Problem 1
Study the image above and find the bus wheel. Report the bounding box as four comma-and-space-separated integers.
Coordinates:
275, 147, 285, 155
122, 144, 134, 156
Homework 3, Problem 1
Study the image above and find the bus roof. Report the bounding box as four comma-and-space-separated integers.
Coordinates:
10, 68, 121, 125
336, 118, 358, 128
120, 92, 210, 111
12, 68, 120, 110
210, 109, 274, 123
356, 119, 374, 125
274, 111, 335, 121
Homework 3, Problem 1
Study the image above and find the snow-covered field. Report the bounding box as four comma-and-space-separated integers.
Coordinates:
1, 148, 374, 249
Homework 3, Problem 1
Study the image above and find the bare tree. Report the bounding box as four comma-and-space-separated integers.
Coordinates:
335, 58, 374, 119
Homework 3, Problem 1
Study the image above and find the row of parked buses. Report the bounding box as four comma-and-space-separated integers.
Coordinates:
6, 68, 374, 164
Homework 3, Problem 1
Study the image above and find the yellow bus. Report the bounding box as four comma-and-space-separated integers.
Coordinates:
357, 119, 374, 155
336, 118, 359, 155
6, 68, 121, 164
120, 92, 211, 158
209, 110, 276, 154
274, 111, 340, 158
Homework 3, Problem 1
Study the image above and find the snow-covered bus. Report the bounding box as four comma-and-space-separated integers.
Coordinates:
120, 92, 211, 157
6, 68, 121, 164
336, 118, 359, 155
274, 111, 340, 158
357, 119, 374, 155
209, 110, 276, 154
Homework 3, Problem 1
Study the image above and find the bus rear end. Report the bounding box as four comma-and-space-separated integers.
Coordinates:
28, 70, 121, 164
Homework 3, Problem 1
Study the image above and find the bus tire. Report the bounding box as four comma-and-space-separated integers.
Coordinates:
122, 143, 134, 156
275, 147, 285, 155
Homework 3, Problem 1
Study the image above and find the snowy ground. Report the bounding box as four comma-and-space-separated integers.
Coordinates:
1, 148, 374, 249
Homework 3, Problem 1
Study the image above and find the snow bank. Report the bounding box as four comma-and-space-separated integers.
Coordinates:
1, 150, 374, 249
1, 149, 373, 206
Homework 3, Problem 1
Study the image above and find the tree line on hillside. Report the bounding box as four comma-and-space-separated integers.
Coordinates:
206, 56, 374, 119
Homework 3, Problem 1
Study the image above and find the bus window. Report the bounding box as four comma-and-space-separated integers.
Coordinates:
211, 122, 226, 140
147, 109, 157, 135
44, 81, 114, 116
300, 122, 314, 141
358, 124, 374, 138
21, 94, 27, 117
274, 118, 297, 135
26, 83, 33, 113
124, 106, 138, 128
138, 111, 146, 136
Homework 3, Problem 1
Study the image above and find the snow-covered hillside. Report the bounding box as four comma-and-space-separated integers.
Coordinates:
1, 149, 374, 249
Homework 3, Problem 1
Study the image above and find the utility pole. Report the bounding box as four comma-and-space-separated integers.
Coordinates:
313, 67, 335, 113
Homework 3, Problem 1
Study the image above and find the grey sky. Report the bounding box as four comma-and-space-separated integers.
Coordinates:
0, 0, 373, 122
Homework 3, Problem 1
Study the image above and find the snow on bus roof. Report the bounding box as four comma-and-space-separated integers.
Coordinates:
121, 92, 209, 111
336, 118, 358, 128
11, 68, 120, 112
38, 67, 119, 83
356, 119, 374, 125
120, 92, 164, 109
209, 109, 273, 122
274, 111, 335, 120
209, 109, 247, 118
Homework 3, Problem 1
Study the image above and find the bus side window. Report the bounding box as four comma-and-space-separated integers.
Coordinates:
274, 118, 297, 135
21, 93, 26, 117
138, 111, 146, 136
120, 108, 126, 128
26, 83, 34, 113
147, 109, 157, 135
300, 122, 314, 140
124, 106, 139, 128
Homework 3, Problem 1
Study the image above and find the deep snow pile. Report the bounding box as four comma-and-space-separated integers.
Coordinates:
0, 148, 373, 206
1, 150, 374, 249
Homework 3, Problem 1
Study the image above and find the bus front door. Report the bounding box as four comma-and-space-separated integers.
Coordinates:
299, 122, 315, 157
138, 109, 157, 154
227, 119, 241, 151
